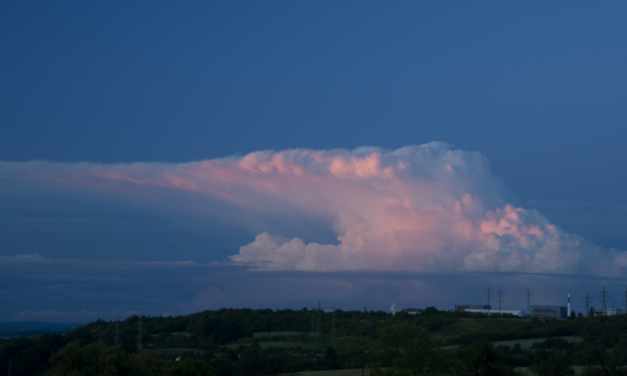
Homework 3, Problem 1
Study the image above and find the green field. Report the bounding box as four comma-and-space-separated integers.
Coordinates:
300, 369, 370, 376
151, 331, 192, 337
442, 335, 584, 350
515, 366, 589, 376
298, 367, 588, 376
151, 348, 205, 355
494, 336, 584, 349
253, 331, 303, 337
223, 341, 309, 349
430, 317, 530, 342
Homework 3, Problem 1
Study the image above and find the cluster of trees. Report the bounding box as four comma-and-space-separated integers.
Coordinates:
46, 341, 215, 376
370, 323, 627, 376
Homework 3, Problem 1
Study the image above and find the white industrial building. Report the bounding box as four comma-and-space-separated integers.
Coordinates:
465, 309, 525, 317
601, 308, 625, 316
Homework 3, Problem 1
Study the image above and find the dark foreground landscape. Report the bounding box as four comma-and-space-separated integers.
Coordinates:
2, 308, 627, 375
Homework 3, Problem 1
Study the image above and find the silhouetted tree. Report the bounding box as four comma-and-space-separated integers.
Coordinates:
529, 350, 575, 376
369, 322, 458, 376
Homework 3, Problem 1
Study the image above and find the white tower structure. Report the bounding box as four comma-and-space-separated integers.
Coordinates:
390, 303, 397, 316
568, 293, 571, 317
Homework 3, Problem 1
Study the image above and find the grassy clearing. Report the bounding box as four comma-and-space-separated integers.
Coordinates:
253, 331, 303, 337
151, 331, 192, 337
300, 367, 589, 376
430, 318, 530, 342
442, 336, 584, 350
170, 332, 192, 337
516, 366, 588, 375
299, 369, 370, 376
494, 336, 584, 349
223, 341, 309, 349
152, 348, 205, 355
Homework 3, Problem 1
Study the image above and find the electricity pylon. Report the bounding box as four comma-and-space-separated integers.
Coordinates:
310, 305, 316, 346
486, 286, 492, 309
497, 288, 505, 313
316, 301, 321, 348
600, 287, 609, 314
332, 305, 336, 348
585, 293, 592, 318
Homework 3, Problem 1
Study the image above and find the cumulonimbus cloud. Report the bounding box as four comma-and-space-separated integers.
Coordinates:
2, 142, 626, 275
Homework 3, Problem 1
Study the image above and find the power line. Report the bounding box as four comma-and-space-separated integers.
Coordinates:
497, 288, 505, 313
600, 286, 609, 313
486, 286, 492, 308
585, 293, 592, 318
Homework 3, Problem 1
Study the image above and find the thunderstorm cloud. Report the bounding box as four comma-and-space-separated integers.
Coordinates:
2, 142, 626, 275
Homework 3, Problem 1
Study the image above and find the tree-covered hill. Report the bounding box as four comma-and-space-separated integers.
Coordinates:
3, 307, 627, 375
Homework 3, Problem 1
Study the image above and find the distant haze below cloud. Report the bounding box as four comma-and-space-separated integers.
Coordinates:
1, 253, 623, 323
2, 143, 626, 277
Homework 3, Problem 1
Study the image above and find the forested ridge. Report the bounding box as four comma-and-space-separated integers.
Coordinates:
2, 307, 627, 375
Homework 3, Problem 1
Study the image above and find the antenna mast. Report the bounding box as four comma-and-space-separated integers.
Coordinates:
601, 286, 608, 314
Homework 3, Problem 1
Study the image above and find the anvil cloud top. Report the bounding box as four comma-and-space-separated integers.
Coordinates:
3, 143, 625, 275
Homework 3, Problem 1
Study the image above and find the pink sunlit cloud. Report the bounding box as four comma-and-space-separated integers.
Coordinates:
2, 142, 625, 275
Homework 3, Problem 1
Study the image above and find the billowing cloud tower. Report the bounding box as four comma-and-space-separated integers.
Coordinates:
2, 142, 625, 275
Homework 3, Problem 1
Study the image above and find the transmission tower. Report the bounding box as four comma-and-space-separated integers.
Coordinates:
485, 286, 492, 309
601, 286, 609, 314
585, 293, 592, 318
332, 305, 336, 348
497, 288, 505, 313
316, 301, 321, 348
310, 305, 316, 346
526, 288, 532, 315
136, 316, 143, 355
114, 317, 120, 346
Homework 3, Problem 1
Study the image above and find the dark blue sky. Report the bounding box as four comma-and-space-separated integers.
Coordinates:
2, 2, 627, 322
2, 2, 626, 203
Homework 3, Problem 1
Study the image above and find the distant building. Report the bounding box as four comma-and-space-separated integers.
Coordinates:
465, 309, 525, 317
530, 306, 567, 319
455, 305, 491, 312
599, 308, 624, 316
403, 308, 424, 315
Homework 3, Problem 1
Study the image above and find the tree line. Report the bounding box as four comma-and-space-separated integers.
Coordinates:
2, 307, 627, 375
